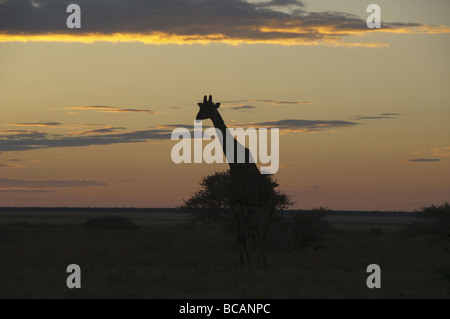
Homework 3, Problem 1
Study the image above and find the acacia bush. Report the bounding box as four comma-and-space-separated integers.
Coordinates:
181, 170, 330, 251
180, 170, 293, 227
406, 202, 450, 237
268, 207, 331, 251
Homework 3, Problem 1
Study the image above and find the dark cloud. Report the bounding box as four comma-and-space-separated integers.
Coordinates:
8, 122, 63, 127
72, 126, 127, 135
223, 99, 311, 105
355, 116, 393, 120
0, 163, 22, 168
158, 124, 212, 130
236, 119, 358, 132
0, 130, 48, 139
352, 113, 402, 120
381, 113, 402, 116
0, 189, 54, 193
406, 159, 441, 163
65, 106, 158, 114
0, 177, 106, 188
0, 129, 171, 153
0, 0, 446, 46
221, 104, 256, 111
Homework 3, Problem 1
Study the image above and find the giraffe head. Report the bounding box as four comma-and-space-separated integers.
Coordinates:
196, 95, 221, 121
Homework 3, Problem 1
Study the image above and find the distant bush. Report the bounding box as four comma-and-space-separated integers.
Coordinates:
268, 207, 331, 251
83, 215, 138, 230
406, 203, 450, 237
406, 203, 450, 268
418, 202, 450, 234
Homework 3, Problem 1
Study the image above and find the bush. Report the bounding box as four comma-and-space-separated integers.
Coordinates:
268, 207, 331, 251
83, 215, 138, 230
418, 202, 450, 235
180, 170, 294, 228
406, 203, 450, 237
405, 203, 450, 264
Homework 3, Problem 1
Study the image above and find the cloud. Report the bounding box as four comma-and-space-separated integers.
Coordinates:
278, 162, 294, 168
65, 106, 158, 114
220, 99, 312, 111
0, 0, 448, 46
0, 158, 40, 163
70, 126, 127, 135
0, 177, 106, 188
0, 188, 54, 193
0, 128, 171, 153
381, 113, 402, 116
406, 159, 441, 163
351, 113, 402, 120
431, 146, 450, 158
221, 104, 256, 111
0, 163, 23, 168
223, 99, 312, 105
7, 122, 63, 127
235, 119, 358, 132
157, 124, 212, 130
0, 130, 48, 138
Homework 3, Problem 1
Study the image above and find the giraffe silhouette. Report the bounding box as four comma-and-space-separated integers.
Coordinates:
196, 95, 276, 270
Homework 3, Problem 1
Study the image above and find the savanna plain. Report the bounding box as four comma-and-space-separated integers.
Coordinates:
0, 207, 449, 299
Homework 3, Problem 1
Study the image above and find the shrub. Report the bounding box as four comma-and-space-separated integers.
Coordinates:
268, 207, 331, 251
181, 170, 294, 228
406, 203, 450, 237
418, 202, 450, 235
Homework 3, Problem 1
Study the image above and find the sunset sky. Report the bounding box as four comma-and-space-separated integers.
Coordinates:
0, 0, 449, 210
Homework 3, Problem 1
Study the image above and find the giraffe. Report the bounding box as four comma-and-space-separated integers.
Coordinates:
195, 95, 276, 270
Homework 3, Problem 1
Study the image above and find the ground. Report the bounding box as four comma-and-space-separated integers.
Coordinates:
0, 209, 449, 298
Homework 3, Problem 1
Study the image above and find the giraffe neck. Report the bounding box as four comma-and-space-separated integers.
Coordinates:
210, 111, 228, 136
210, 111, 231, 166
210, 110, 257, 173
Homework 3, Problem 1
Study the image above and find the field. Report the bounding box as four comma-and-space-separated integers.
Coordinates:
0, 209, 449, 298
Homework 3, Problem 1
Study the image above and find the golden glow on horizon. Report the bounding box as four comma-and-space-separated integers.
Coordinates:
0, 30, 426, 47
259, 24, 450, 36
1, 22, 448, 47
0, 32, 384, 47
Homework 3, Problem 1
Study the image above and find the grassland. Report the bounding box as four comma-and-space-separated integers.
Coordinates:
0, 209, 449, 298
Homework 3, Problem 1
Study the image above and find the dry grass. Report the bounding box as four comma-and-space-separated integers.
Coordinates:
0, 219, 449, 298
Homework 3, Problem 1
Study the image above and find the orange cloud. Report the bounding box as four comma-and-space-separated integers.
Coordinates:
431, 147, 450, 158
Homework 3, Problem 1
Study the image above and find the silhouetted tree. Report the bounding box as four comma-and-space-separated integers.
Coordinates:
407, 203, 450, 258
181, 170, 294, 227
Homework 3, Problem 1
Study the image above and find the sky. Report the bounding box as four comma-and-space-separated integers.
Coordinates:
0, 0, 449, 211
